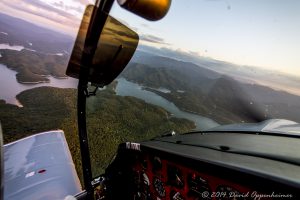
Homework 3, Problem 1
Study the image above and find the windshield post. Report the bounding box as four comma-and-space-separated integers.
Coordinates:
76, 0, 115, 198
77, 76, 93, 197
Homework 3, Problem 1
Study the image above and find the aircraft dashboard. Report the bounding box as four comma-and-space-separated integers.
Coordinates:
121, 149, 254, 199
103, 132, 300, 200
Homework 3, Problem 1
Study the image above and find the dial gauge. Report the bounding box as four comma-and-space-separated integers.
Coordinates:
153, 177, 166, 197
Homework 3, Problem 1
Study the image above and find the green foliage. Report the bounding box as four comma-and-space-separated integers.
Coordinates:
0, 86, 195, 185
0, 49, 68, 83
86, 88, 194, 176
121, 62, 265, 124
121, 60, 300, 124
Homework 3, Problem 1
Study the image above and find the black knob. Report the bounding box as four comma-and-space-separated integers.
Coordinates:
152, 157, 162, 172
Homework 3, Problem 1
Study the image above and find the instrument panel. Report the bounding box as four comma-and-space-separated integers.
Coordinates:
130, 153, 255, 200
104, 143, 298, 200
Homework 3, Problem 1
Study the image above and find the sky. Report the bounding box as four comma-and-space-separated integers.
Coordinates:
1, 0, 300, 76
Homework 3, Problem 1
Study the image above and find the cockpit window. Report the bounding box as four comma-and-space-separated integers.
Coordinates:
92, 0, 300, 176
1, 0, 300, 183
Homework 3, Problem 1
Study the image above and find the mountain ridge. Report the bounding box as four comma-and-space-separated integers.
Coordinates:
121, 52, 300, 124
0, 12, 74, 53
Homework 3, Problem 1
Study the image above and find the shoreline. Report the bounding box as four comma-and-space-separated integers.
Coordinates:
18, 80, 50, 84
17, 76, 69, 84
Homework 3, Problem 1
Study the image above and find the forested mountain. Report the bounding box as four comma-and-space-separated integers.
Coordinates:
0, 13, 74, 82
0, 85, 194, 182
0, 49, 69, 82
0, 13, 74, 53
121, 52, 300, 124
2, 12, 300, 185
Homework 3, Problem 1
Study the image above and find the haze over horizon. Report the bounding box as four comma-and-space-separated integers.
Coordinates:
0, 0, 299, 77
2, 9, 300, 127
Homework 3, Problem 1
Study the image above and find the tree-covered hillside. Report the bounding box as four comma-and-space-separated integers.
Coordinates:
0, 49, 69, 83
121, 60, 300, 124
0, 84, 195, 183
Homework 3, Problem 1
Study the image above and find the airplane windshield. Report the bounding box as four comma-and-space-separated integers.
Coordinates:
1, 0, 300, 188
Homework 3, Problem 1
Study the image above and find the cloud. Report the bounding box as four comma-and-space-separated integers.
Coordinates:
140, 23, 149, 28
30, 0, 80, 18
65, 5, 82, 13
188, 50, 201, 57
1, 0, 83, 34
77, 0, 93, 5
137, 44, 210, 65
140, 34, 169, 45
52, 0, 84, 14
53, 1, 63, 8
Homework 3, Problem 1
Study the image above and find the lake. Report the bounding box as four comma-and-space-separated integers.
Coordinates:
0, 64, 78, 106
115, 78, 219, 130
0, 64, 218, 130
0, 44, 24, 51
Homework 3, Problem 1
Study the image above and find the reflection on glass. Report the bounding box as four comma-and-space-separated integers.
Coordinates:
66, 5, 139, 86
117, 0, 171, 21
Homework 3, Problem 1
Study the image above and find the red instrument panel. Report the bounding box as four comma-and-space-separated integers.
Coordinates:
131, 153, 265, 200
104, 144, 299, 199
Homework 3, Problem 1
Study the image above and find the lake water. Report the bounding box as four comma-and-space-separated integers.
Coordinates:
0, 64, 218, 130
115, 78, 219, 130
0, 44, 24, 51
0, 64, 78, 106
